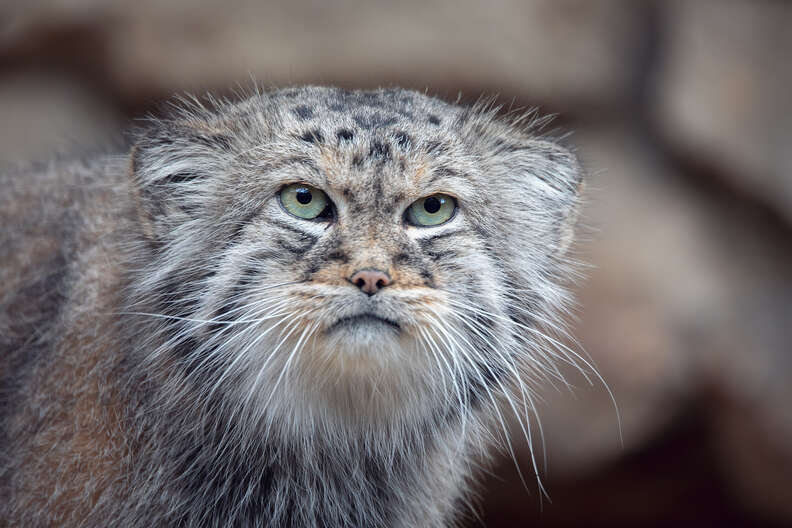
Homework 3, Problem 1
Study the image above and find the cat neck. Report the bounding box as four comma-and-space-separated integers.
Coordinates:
127, 383, 478, 527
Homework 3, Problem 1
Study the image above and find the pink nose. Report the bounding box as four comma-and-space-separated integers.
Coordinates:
349, 269, 392, 296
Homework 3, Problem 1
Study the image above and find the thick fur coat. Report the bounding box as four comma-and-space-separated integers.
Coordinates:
0, 86, 583, 527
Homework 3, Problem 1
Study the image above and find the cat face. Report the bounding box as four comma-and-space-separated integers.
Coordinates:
130, 87, 582, 424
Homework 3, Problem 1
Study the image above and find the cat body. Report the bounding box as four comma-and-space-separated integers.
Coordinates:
0, 86, 582, 526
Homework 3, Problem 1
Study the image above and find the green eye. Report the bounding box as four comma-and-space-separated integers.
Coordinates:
280, 183, 331, 220
406, 194, 456, 227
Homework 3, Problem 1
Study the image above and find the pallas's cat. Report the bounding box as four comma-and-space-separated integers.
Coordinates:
0, 86, 584, 527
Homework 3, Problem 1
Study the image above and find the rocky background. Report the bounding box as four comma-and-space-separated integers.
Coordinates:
2, 1, 790, 525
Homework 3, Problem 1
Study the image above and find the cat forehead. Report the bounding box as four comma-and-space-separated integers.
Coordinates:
223, 87, 465, 152
270, 86, 456, 128
251, 88, 475, 196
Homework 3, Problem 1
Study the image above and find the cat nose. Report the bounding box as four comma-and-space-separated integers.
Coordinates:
349, 269, 392, 296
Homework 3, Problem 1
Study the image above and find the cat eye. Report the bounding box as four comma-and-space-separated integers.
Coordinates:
279, 183, 332, 220
405, 194, 456, 227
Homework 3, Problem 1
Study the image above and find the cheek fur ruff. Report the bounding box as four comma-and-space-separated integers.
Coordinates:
0, 86, 607, 527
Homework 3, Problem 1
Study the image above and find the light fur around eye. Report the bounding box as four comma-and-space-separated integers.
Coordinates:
405, 193, 456, 226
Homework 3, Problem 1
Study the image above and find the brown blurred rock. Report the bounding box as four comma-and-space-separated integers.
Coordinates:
486, 122, 792, 523
521, 124, 708, 478
2, 0, 647, 112
0, 73, 123, 164
653, 0, 792, 225
2, 1, 791, 523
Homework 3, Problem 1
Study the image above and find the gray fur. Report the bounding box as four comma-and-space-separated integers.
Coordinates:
0, 86, 584, 527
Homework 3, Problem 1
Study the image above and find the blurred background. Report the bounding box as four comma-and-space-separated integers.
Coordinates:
2, 0, 791, 525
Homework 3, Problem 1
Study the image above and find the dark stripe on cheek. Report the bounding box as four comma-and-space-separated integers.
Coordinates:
425, 250, 458, 262
418, 228, 467, 244
154, 270, 215, 318
211, 261, 269, 330
264, 218, 320, 241
303, 261, 322, 278
226, 208, 268, 249
419, 266, 435, 287
327, 250, 349, 263
274, 236, 315, 256
418, 237, 461, 261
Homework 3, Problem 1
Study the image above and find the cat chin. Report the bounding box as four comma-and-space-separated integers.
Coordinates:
323, 317, 401, 345
261, 330, 438, 422
225, 315, 438, 423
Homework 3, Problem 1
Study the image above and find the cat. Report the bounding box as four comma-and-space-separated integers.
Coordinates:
0, 86, 584, 527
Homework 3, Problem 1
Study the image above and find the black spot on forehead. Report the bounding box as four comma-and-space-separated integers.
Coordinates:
323, 89, 416, 119
394, 131, 411, 148
298, 129, 324, 144
336, 129, 355, 141
369, 140, 391, 160
424, 140, 449, 154
353, 113, 399, 130
292, 105, 314, 120
428, 115, 441, 125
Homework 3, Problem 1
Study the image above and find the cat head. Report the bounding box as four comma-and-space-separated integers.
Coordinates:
128, 86, 583, 428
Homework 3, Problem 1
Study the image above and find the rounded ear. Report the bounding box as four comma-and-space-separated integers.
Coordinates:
129, 122, 234, 244
558, 176, 584, 254
501, 138, 585, 257
128, 144, 157, 243
532, 140, 585, 255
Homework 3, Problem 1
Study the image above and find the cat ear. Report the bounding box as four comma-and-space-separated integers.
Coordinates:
509, 139, 585, 256
130, 123, 233, 243
545, 141, 584, 255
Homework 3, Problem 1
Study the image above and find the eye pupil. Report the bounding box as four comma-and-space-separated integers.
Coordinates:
423, 196, 441, 214
296, 188, 312, 205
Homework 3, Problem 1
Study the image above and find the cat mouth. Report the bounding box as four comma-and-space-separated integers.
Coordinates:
326, 313, 402, 334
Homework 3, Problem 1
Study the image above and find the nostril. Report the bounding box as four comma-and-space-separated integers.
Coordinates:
349, 269, 392, 295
